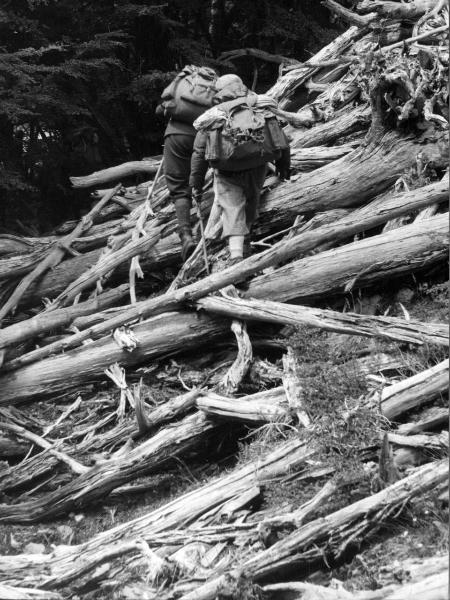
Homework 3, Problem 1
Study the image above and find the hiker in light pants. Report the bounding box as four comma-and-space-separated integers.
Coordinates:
190, 74, 291, 265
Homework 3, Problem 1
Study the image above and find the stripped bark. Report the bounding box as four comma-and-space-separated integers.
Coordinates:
181, 460, 448, 597
0, 184, 121, 325
379, 359, 449, 420
247, 213, 448, 303
0, 440, 311, 588
4, 177, 446, 376
197, 388, 289, 423
196, 295, 448, 347
69, 159, 160, 188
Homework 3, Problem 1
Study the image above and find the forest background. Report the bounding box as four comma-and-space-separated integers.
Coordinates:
0, 0, 345, 230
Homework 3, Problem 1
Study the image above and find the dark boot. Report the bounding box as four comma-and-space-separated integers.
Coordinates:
180, 227, 196, 262
174, 198, 195, 262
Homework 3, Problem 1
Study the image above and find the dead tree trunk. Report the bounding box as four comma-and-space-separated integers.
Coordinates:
69, 159, 160, 188
379, 359, 449, 420
0, 440, 312, 588
196, 295, 448, 347
181, 460, 448, 598
3, 176, 446, 372
247, 213, 448, 303
1, 214, 447, 404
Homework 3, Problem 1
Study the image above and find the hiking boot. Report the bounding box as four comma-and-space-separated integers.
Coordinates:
180, 228, 196, 263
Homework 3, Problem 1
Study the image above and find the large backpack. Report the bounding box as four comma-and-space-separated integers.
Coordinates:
160, 65, 217, 125
204, 94, 289, 171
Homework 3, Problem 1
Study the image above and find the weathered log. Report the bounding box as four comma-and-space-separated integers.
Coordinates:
6, 176, 447, 376
323, 0, 377, 27
247, 213, 448, 302
0, 584, 62, 600
219, 48, 301, 66
69, 159, 160, 188
282, 347, 311, 427
263, 566, 448, 599
0, 184, 121, 326
197, 295, 448, 347
0, 412, 218, 523
0, 439, 311, 588
47, 222, 164, 310
290, 142, 359, 170
11, 125, 447, 314
0, 284, 129, 350
289, 105, 371, 149
379, 359, 449, 420
197, 388, 289, 423
181, 459, 448, 597
357, 0, 441, 19
397, 406, 449, 434
267, 26, 362, 106
0, 311, 227, 404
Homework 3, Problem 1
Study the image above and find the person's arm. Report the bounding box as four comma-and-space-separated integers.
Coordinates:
189, 131, 209, 193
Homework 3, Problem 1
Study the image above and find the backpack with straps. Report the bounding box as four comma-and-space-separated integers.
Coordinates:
203, 94, 289, 171
160, 65, 218, 125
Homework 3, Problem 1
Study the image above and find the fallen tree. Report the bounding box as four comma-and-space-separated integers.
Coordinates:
179, 459, 448, 598
2, 176, 446, 372
1, 212, 447, 403
196, 294, 448, 347
379, 359, 449, 420
0, 439, 312, 588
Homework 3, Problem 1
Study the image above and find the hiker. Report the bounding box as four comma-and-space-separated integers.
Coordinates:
156, 65, 218, 262
189, 74, 291, 265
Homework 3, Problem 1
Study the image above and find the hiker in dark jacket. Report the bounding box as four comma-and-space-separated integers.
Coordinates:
156, 66, 217, 262
190, 74, 290, 265
160, 117, 197, 261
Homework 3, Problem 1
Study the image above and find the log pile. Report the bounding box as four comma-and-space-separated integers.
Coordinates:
0, 2, 448, 599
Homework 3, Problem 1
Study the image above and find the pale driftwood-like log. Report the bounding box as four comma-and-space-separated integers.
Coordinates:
182, 460, 448, 598
263, 569, 449, 600
0, 584, 62, 600
0, 422, 88, 476
46, 223, 163, 310
0, 184, 121, 326
282, 347, 311, 427
196, 295, 448, 347
1, 217, 448, 403
0, 412, 217, 523
358, 0, 441, 19
247, 213, 448, 302
0, 439, 311, 588
323, 0, 377, 27
0, 311, 228, 404
197, 388, 288, 423
290, 142, 358, 170
397, 407, 449, 434
219, 318, 253, 395
6, 176, 447, 378
69, 159, 160, 188
379, 359, 449, 420
11, 129, 447, 314
267, 26, 362, 106
0, 284, 129, 350
290, 105, 371, 149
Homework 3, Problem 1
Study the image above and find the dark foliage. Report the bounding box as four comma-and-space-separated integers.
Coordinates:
0, 0, 340, 230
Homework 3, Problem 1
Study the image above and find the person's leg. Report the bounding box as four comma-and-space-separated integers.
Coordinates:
163, 134, 196, 261
215, 172, 248, 261
243, 164, 267, 232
